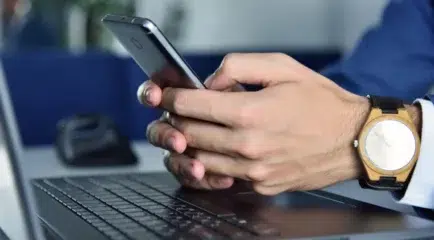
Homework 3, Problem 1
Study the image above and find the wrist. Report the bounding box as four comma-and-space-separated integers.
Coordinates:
337, 96, 370, 181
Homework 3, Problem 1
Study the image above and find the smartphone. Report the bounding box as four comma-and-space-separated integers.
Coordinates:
101, 14, 206, 89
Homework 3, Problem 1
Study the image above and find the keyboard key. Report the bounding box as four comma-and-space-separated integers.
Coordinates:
106, 232, 129, 240
125, 229, 158, 240
159, 228, 177, 238
223, 216, 280, 236
174, 194, 235, 217
36, 182, 132, 240
178, 220, 194, 230
246, 222, 280, 236
213, 222, 253, 239
40, 175, 257, 240
133, 215, 156, 223
187, 224, 224, 240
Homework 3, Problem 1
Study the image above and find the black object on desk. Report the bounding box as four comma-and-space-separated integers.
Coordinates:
55, 114, 137, 167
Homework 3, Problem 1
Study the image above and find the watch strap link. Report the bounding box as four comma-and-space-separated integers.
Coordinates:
369, 95, 404, 114
359, 177, 405, 191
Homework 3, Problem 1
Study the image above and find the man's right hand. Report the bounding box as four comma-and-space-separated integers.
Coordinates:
137, 76, 242, 190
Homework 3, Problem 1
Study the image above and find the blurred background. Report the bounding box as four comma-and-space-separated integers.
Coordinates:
0, 0, 389, 147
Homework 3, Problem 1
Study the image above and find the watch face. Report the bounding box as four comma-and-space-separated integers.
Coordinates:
364, 119, 416, 171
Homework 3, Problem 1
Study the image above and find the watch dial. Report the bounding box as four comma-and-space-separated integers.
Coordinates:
364, 120, 416, 171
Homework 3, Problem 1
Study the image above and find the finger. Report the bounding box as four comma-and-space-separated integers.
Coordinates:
186, 149, 252, 180
257, 159, 332, 188
164, 151, 208, 189
137, 80, 162, 107
150, 64, 193, 89
204, 73, 245, 92
205, 174, 234, 189
252, 182, 290, 196
164, 151, 205, 181
161, 87, 251, 126
181, 174, 234, 190
146, 120, 187, 153
205, 53, 297, 90
251, 162, 300, 188
165, 152, 234, 190
169, 115, 239, 156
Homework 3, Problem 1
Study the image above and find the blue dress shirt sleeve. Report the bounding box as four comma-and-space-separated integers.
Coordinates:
322, 0, 434, 103
320, 0, 434, 212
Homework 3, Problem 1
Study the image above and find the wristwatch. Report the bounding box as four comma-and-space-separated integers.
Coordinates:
354, 95, 421, 191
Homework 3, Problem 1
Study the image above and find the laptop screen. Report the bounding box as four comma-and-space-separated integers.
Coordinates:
0, 63, 44, 240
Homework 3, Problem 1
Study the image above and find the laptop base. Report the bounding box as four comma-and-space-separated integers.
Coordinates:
33, 172, 434, 240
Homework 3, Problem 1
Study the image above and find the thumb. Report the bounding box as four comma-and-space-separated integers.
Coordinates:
206, 53, 295, 90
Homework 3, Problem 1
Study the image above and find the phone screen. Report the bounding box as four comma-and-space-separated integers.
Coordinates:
103, 19, 204, 89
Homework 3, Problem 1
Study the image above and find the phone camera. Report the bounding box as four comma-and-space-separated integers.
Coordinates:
144, 29, 151, 34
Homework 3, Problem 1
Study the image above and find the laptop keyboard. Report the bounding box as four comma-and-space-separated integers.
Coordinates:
33, 174, 280, 240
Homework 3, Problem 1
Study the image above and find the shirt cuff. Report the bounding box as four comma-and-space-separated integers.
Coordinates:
394, 99, 434, 209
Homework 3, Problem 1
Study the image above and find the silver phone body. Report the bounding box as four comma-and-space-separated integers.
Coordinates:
102, 14, 205, 89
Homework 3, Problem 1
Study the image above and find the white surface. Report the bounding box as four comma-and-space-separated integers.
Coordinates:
0, 146, 27, 240
397, 99, 434, 209
133, 0, 388, 53
22, 142, 166, 179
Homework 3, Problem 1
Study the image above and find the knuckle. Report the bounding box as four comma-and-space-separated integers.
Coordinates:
165, 88, 187, 114
270, 52, 287, 59
236, 132, 261, 159
286, 183, 304, 192
271, 52, 293, 63
236, 105, 255, 127
176, 120, 197, 147
246, 164, 270, 182
172, 91, 189, 113
220, 53, 239, 77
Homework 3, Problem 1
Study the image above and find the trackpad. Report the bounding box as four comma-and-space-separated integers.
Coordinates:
229, 190, 427, 238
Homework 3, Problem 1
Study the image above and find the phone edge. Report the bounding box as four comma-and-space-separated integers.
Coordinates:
102, 14, 206, 89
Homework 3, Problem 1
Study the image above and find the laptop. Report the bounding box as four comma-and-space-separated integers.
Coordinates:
0, 64, 434, 240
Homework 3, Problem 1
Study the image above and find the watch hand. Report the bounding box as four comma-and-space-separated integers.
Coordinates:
374, 131, 391, 147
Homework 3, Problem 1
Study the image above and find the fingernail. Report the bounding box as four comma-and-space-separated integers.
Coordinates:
219, 177, 233, 186
144, 88, 153, 104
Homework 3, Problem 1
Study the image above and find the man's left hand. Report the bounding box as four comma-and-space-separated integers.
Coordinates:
156, 53, 371, 195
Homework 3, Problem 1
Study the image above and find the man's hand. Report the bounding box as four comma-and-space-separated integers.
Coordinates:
138, 73, 243, 190
139, 53, 372, 194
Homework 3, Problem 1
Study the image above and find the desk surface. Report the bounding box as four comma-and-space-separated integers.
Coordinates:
0, 142, 418, 239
